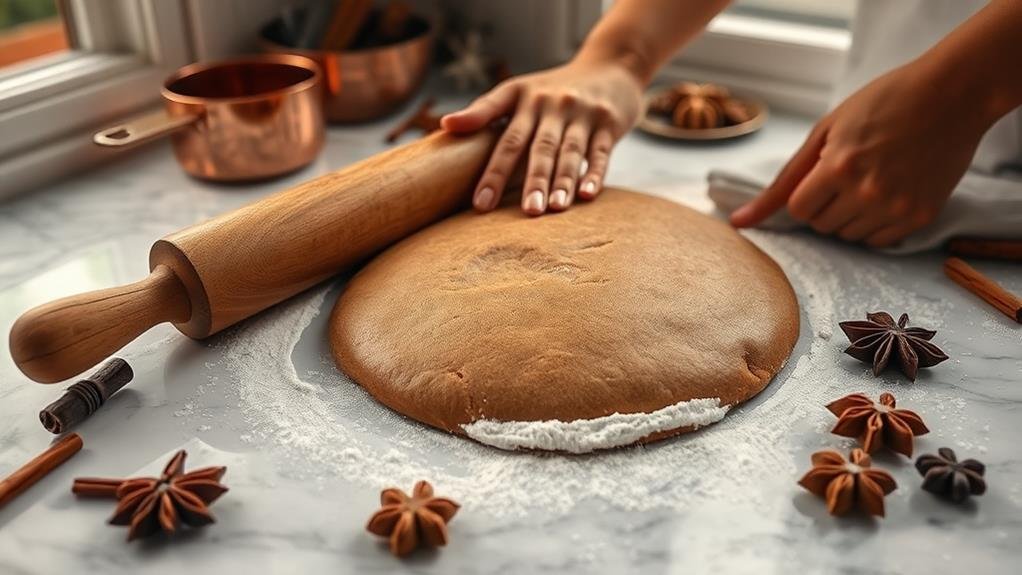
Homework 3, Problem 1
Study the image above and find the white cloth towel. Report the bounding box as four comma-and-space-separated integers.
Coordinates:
707, 162, 1022, 254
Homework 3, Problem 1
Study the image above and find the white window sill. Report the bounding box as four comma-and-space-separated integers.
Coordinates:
0, 52, 163, 158
0, 52, 145, 114
0, 59, 173, 201
708, 12, 850, 52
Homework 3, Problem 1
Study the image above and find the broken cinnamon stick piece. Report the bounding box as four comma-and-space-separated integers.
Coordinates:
39, 357, 133, 434
944, 257, 1022, 323
71, 477, 122, 498
0, 433, 83, 509
385, 97, 440, 143
947, 238, 1022, 262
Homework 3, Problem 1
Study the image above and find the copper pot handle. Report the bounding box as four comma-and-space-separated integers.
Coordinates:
93, 110, 199, 147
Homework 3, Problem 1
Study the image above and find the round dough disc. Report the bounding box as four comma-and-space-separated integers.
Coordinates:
330, 188, 798, 452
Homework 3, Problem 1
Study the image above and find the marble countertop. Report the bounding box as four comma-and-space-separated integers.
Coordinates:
1, 91, 1019, 575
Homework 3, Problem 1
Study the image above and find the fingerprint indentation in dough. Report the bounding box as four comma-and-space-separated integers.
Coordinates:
444, 243, 592, 289
569, 238, 615, 251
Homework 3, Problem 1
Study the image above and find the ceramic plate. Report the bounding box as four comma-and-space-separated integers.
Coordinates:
637, 89, 768, 141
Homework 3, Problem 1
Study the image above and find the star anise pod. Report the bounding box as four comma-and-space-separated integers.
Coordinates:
826, 392, 929, 457
366, 480, 460, 557
649, 82, 730, 115
915, 447, 987, 503
798, 448, 897, 517
676, 81, 731, 104
839, 311, 948, 381
672, 95, 723, 129
73, 450, 228, 541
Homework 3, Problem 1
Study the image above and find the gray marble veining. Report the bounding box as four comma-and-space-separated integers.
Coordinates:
0, 90, 1019, 575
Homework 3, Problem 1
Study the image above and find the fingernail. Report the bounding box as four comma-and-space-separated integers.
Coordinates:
730, 205, 752, 224
580, 180, 597, 198
474, 186, 495, 211
524, 190, 546, 214
549, 189, 568, 209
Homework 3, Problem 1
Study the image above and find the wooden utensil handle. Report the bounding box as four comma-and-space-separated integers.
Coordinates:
93, 110, 198, 148
9, 265, 191, 383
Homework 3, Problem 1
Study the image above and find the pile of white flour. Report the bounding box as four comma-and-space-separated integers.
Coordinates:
200, 200, 961, 518
461, 397, 730, 453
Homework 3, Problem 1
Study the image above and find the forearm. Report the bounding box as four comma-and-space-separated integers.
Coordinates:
574, 0, 732, 85
915, 0, 1022, 126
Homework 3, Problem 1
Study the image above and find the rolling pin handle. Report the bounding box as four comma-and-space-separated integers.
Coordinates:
9, 265, 191, 383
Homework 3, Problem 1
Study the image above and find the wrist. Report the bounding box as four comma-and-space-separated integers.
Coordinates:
573, 33, 655, 87
910, 52, 1003, 134
913, 28, 1022, 131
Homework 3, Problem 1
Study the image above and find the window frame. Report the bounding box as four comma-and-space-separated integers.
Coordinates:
0, 0, 193, 200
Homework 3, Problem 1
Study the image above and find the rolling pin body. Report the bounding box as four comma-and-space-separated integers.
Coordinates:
11, 130, 497, 383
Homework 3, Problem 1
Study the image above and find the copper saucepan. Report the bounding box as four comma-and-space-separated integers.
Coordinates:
94, 54, 325, 181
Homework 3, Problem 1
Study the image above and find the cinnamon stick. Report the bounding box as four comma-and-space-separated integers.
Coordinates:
944, 257, 1022, 323
321, 0, 373, 51
0, 433, 83, 509
385, 97, 440, 143
376, 0, 412, 42
947, 238, 1022, 262
71, 477, 122, 498
39, 357, 133, 434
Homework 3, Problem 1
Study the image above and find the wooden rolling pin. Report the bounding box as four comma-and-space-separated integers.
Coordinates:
10, 130, 497, 383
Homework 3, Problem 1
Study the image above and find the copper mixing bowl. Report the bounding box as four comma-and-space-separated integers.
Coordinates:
260, 14, 433, 123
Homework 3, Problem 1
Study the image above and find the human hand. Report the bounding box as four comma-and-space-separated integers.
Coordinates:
730, 60, 992, 247
441, 59, 643, 216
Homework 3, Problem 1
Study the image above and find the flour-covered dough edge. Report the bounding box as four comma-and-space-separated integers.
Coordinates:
460, 397, 730, 454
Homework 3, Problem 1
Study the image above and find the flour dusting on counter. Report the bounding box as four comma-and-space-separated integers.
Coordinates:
462, 398, 729, 453
197, 195, 962, 519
